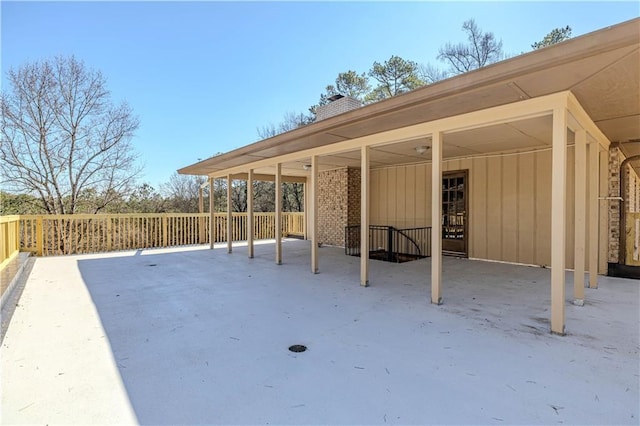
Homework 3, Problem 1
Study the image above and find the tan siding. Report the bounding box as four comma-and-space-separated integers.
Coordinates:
502, 156, 518, 263
471, 157, 488, 259
459, 158, 474, 253
425, 163, 432, 227
369, 146, 591, 268
387, 168, 397, 226
415, 164, 427, 227
397, 167, 407, 227
517, 153, 536, 263
376, 168, 388, 225
406, 165, 416, 227
487, 156, 502, 260
535, 150, 552, 266
370, 168, 379, 227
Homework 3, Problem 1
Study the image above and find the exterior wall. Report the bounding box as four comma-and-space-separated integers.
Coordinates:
317, 167, 360, 247
615, 149, 640, 265
606, 144, 640, 264
347, 168, 361, 227
370, 146, 607, 272
608, 145, 622, 262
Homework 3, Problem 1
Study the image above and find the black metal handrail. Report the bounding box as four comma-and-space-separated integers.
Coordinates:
345, 225, 431, 263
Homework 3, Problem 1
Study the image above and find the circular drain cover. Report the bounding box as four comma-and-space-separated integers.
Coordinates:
289, 344, 307, 353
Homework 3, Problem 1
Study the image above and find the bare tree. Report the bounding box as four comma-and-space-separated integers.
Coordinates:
256, 111, 311, 140
438, 19, 503, 75
417, 63, 449, 84
282, 183, 304, 212
161, 172, 206, 213
1, 56, 140, 214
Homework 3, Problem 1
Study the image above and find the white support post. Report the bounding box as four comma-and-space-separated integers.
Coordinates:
311, 155, 319, 273
431, 131, 443, 305
275, 163, 282, 265
551, 107, 568, 335
209, 177, 215, 249
588, 140, 599, 289
227, 174, 233, 254
574, 129, 587, 305
361, 146, 370, 287
247, 169, 254, 259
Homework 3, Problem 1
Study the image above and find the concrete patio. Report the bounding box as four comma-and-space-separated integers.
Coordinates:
1, 239, 638, 425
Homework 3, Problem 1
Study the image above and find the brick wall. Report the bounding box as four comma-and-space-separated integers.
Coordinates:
347, 168, 361, 227
608, 145, 621, 263
317, 167, 361, 247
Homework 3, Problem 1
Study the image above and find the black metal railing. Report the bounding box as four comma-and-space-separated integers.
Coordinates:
345, 225, 432, 263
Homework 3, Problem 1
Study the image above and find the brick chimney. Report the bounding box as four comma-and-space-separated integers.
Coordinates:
315, 94, 361, 121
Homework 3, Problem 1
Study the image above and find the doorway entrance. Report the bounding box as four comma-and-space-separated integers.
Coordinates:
442, 170, 468, 256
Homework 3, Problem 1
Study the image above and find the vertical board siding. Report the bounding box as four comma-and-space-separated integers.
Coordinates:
471, 157, 488, 259
486, 157, 503, 261
502, 156, 518, 263
387, 168, 397, 226
517, 153, 536, 263
415, 164, 427, 227
370, 147, 583, 268
535, 150, 552, 266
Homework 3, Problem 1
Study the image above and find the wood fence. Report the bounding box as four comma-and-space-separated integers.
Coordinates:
7, 212, 304, 257
1, 215, 21, 269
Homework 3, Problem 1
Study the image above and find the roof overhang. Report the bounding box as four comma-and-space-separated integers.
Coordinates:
179, 18, 639, 178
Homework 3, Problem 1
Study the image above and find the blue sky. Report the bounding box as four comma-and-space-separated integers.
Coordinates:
2, 1, 638, 188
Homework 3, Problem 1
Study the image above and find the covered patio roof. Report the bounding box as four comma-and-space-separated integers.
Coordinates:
178, 18, 639, 178
176, 19, 639, 336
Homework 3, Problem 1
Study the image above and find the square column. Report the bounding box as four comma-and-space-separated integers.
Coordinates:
209, 177, 215, 249
311, 155, 319, 273
574, 129, 587, 305
551, 108, 568, 335
360, 146, 370, 287
275, 163, 282, 265
431, 131, 443, 305
227, 174, 233, 254
588, 141, 599, 288
198, 186, 205, 244
303, 182, 308, 240
247, 170, 254, 258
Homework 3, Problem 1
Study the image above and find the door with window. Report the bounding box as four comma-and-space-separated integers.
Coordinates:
442, 170, 468, 256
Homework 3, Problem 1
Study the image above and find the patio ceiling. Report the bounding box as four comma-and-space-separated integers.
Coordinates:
178, 18, 639, 178
246, 115, 561, 177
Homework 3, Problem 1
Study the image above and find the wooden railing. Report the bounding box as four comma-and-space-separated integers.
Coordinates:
1, 215, 21, 269
10, 212, 304, 257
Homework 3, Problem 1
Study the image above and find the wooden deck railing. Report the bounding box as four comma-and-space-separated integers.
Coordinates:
1, 215, 21, 269
9, 212, 304, 257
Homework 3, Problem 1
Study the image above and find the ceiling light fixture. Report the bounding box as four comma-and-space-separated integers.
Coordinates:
303, 164, 312, 171
415, 145, 430, 155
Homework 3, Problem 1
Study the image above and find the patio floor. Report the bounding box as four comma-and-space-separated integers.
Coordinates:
1, 239, 638, 425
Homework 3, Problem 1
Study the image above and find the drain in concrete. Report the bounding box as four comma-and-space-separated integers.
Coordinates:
289, 344, 307, 353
